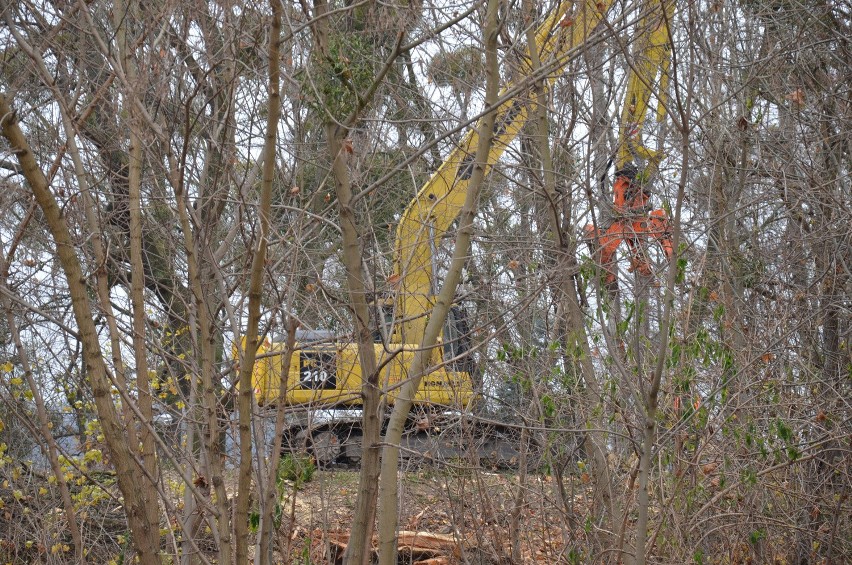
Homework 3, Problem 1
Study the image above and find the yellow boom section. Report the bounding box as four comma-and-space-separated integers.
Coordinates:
393, 0, 614, 345
615, 0, 675, 171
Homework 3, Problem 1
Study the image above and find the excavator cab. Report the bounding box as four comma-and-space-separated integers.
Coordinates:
373, 299, 396, 345
443, 306, 475, 375
371, 297, 475, 379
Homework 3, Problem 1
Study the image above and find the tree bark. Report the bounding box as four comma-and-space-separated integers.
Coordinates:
253, 5, 285, 563
329, 116, 384, 565
306, 1, 403, 563
120, 0, 161, 544
171, 145, 232, 565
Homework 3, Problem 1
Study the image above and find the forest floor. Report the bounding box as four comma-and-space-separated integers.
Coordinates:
0, 460, 800, 563
277, 466, 583, 564
273, 465, 795, 564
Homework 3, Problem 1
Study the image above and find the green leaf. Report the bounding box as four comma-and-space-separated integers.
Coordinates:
748, 529, 766, 545
676, 255, 688, 284
775, 419, 792, 442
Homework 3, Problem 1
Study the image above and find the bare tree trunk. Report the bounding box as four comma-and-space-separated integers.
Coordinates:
256, 322, 297, 565
172, 151, 232, 565
5, 0, 142, 447
121, 0, 161, 542
127, 83, 162, 565
328, 116, 384, 565
634, 50, 691, 564
376, 2, 500, 562
526, 0, 622, 557
521, 0, 578, 550
253, 6, 285, 563
307, 1, 406, 562
233, 6, 283, 559
508, 428, 529, 564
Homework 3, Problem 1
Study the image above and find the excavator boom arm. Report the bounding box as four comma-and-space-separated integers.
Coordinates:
615, 0, 676, 171
393, 0, 614, 344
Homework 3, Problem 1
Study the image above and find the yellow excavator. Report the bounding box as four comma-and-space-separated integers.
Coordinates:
248, 0, 674, 464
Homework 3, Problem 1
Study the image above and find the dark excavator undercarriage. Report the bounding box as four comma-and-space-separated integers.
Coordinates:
269, 408, 537, 470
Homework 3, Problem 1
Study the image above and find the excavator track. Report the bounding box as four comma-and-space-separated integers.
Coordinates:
275, 410, 533, 470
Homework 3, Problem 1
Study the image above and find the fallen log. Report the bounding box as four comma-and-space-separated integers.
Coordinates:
326, 530, 470, 563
